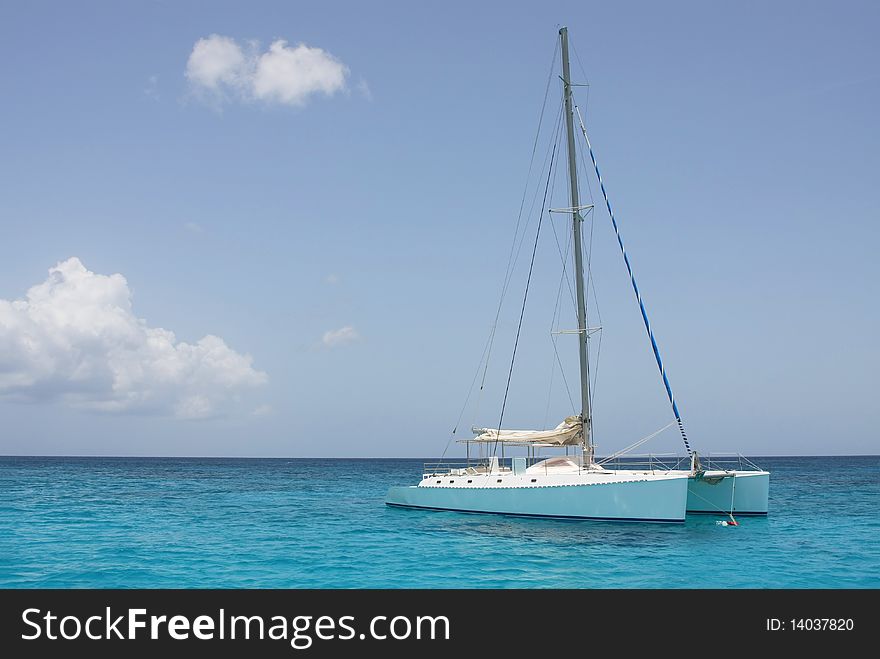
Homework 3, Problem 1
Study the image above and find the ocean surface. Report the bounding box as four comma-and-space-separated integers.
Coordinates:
1, 456, 877, 588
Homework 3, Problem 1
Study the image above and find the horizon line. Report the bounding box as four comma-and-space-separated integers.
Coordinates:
1, 453, 877, 459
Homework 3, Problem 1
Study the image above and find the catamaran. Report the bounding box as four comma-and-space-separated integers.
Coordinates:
386, 27, 768, 522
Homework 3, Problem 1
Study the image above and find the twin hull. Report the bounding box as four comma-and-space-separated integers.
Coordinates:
684, 471, 770, 515
386, 470, 770, 522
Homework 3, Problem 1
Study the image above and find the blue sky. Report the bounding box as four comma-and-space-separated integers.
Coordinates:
0, 1, 877, 456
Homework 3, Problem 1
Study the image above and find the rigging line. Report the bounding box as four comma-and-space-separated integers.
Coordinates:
544, 266, 565, 430
452, 335, 491, 436
547, 150, 576, 413
470, 104, 562, 438
577, 149, 601, 406
547, 198, 577, 311
597, 421, 676, 465
464, 67, 561, 455
591, 320, 602, 404
581, 153, 603, 402
548, 214, 576, 413
577, 117, 596, 206
477, 100, 563, 397
589, 308, 602, 403
551, 334, 577, 412
468, 115, 558, 439
471, 102, 562, 434
438, 332, 494, 465
570, 42, 595, 206
579, 202, 603, 407
551, 295, 577, 412
492, 142, 557, 458
547, 200, 577, 313
550, 225, 573, 332
542, 341, 556, 431
509, 103, 564, 291
587, 214, 604, 404
449, 90, 560, 458
580, 209, 602, 409
504, 39, 560, 291
687, 485, 739, 522
571, 40, 590, 92
574, 105, 693, 456
470, 102, 562, 436
547, 110, 576, 316
476, 41, 560, 387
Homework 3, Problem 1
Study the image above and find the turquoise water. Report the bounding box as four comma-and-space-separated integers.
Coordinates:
1, 456, 877, 588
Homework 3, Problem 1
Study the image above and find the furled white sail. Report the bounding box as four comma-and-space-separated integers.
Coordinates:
470, 416, 583, 445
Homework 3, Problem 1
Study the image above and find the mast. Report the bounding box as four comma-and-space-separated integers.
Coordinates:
559, 27, 593, 463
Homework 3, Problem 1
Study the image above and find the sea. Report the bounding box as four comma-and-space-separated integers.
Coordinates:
1, 456, 877, 588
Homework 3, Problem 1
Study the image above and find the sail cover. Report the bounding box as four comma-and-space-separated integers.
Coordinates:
470, 416, 583, 446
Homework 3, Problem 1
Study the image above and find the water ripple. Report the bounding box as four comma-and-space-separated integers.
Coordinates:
0, 456, 877, 588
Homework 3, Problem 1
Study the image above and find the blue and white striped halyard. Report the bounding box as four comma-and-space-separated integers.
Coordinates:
574, 108, 692, 456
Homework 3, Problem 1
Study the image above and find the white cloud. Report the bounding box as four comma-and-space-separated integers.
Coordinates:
184, 221, 204, 234
324, 273, 340, 285
252, 40, 348, 105
0, 258, 267, 419
185, 34, 350, 107
185, 35, 248, 92
252, 404, 272, 416
321, 326, 359, 348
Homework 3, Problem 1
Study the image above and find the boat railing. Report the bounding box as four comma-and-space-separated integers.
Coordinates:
424, 453, 763, 478
597, 454, 687, 472
699, 453, 764, 472
422, 462, 509, 477
598, 452, 764, 472
423, 455, 576, 477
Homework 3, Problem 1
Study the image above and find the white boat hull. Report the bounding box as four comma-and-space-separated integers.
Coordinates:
386, 472, 689, 523
685, 470, 770, 515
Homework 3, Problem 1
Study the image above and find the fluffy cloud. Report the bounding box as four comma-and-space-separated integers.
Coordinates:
0, 258, 267, 419
185, 35, 248, 91
185, 34, 349, 106
321, 326, 359, 348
